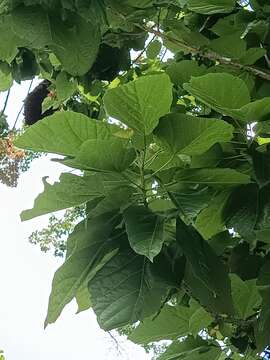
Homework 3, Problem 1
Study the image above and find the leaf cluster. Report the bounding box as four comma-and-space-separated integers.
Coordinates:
5, 0, 270, 358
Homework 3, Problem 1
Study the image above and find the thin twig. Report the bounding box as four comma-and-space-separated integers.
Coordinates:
0, 89, 10, 117
132, 33, 156, 64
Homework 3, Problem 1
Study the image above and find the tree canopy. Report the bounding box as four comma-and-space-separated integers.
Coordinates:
1, 0, 270, 358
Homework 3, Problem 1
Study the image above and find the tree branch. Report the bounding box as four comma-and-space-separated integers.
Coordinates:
0, 89, 10, 117
141, 25, 270, 82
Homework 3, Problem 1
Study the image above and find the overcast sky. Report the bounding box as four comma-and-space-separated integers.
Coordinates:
0, 81, 151, 360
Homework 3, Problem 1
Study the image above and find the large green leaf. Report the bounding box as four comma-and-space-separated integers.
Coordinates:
223, 184, 259, 237
129, 301, 212, 344
0, 69, 12, 91
11, 7, 100, 75
184, 73, 270, 122
240, 47, 266, 65
65, 139, 136, 172
177, 219, 234, 315
21, 173, 105, 221
11, 6, 52, 48
15, 111, 114, 156
89, 248, 170, 330
195, 190, 232, 239
88, 186, 135, 217
45, 213, 119, 326
157, 336, 222, 360
168, 186, 213, 220
174, 168, 250, 187
124, 206, 165, 261
188, 300, 213, 336
167, 21, 210, 49
154, 113, 233, 156
235, 97, 270, 122
184, 73, 250, 111
210, 33, 246, 59
187, 0, 235, 14
103, 74, 173, 135
50, 15, 101, 76
166, 60, 206, 86
230, 274, 261, 320
129, 305, 192, 344
0, 15, 19, 62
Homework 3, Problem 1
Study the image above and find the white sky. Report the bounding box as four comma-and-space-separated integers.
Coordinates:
0, 81, 151, 360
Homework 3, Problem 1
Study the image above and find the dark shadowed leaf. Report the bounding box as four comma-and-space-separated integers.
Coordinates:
177, 218, 234, 315
89, 248, 171, 330
124, 206, 166, 261
45, 212, 120, 326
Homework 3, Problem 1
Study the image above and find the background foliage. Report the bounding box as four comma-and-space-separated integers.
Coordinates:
2, 0, 270, 359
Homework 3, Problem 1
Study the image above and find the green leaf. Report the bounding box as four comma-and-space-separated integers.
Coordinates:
184, 73, 270, 122
184, 73, 250, 112
174, 168, 251, 187
75, 284, 92, 314
157, 336, 222, 360
235, 97, 270, 122
0, 69, 12, 91
66, 139, 136, 172
195, 190, 232, 239
124, 206, 165, 261
177, 218, 234, 315
210, 33, 246, 59
187, 0, 235, 14
104, 74, 173, 135
189, 300, 213, 336
154, 113, 233, 156
0, 16, 19, 62
146, 39, 162, 59
129, 299, 212, 344
50, 15, 101, 76
230, 274, 261, 320
167, 21, 210, 49
55, 72, 77, 101
166, 60, 206, 86
11, 6, 52, 48
129, 305, 192, 344
88, 186, 135, 217
89, 248, 170, 330
15, 111, 113, 156
255, 228, 270, 243
255, 291, 270, 352
45, 213, 119, 326
168, 186, 213, 220
191, 143, 223, 168
223, 184, 259, 237
257, 260, 270, 291
21, 173, 105, 221
11, 7, 100, 75
240, 47, 266, 65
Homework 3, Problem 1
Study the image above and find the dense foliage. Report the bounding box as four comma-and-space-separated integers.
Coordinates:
2, 0, 270, 358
